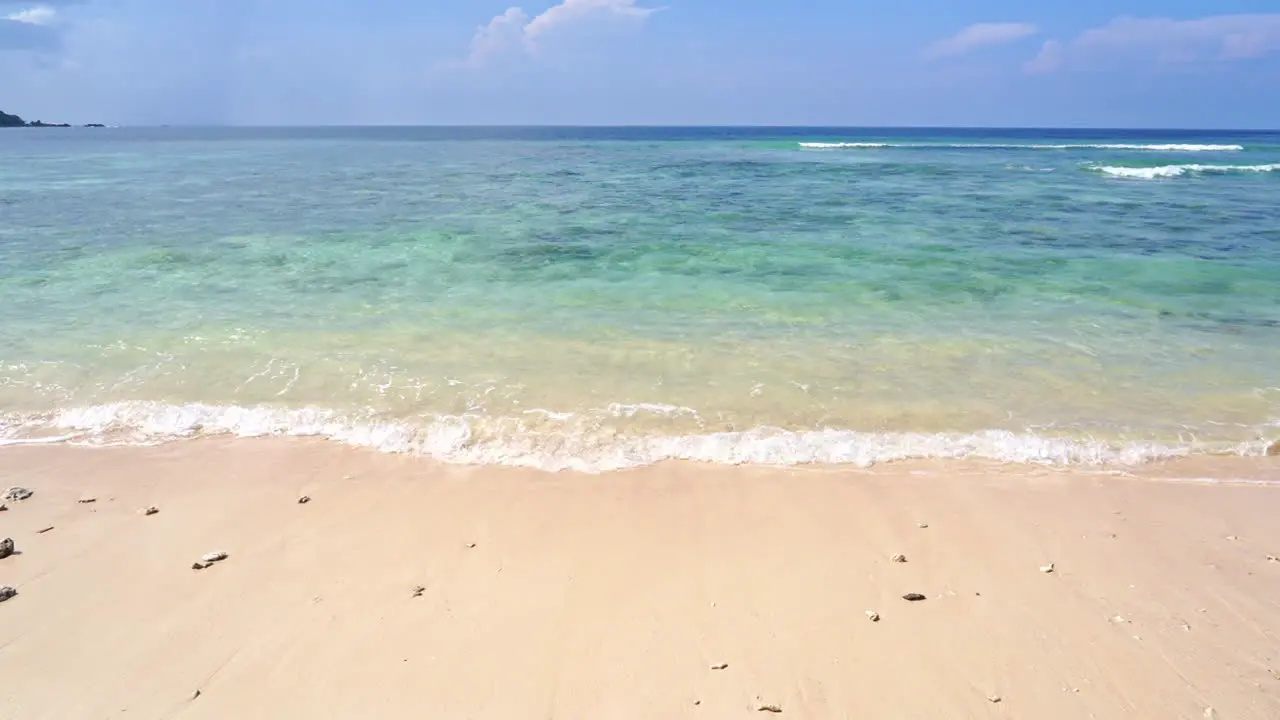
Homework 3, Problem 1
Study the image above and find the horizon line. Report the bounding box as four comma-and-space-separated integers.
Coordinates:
22, 124, 1280, 132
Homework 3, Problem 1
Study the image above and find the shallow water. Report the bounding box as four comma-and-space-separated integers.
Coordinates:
2, 127, 1278, 470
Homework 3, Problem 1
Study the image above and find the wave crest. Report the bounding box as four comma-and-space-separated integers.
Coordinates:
1, 401, 1270, 473
799, 142, 1245, 151
1091, 163, 1280, 179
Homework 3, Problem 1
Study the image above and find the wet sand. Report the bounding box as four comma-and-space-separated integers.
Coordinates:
1, 440, 1279, 719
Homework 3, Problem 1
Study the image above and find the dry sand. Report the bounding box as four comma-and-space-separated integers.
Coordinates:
1, 440, 1279, 719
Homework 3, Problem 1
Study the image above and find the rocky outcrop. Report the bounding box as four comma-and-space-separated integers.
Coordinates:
1, 110, 88, 128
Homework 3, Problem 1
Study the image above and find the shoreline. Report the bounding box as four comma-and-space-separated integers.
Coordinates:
1, 438, 1278, 718
3, 401, 1277, 472
3, 435, 1280, 482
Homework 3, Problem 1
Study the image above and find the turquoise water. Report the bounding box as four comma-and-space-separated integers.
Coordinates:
1, 127, 1278, 470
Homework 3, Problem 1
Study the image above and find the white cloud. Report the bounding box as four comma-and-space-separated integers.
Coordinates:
460, 7, 531, 68
524, 0, 657, 40
1025, 14, 1280, 74
1022, 39, 1063, 74
924, 22, 1038, 60
441, 0, 660, 70
5, 5, 57, 25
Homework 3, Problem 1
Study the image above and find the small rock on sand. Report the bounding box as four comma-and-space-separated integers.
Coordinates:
297, 496, 311, 504
4, 487, 33, 502
988, 695, 1002, 704
917, 522, 928, 528
36, 526, 54, 534
78, 496, 96, 504
0, 586, 16, 602
142, 506, 159, 516
891, 553, 907, 563
754, 700, 782, 713
865, 611, 880, 622
412, 585, 426, 598
466, 542, 477, 549
192, 562, 209, 570
1266, 554, 1278, 563
902, 593, 927, 602
200, 551, 228, 563
0, 538, 13, 560
0, 504, 7, 512
1040, 563, 1056, 574
192, 689, 202, 700
710, 663, 729, 670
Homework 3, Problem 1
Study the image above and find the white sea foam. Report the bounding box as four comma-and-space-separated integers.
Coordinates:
799, 142, 1245, 151
1091, 163, 1280, 179
606, 402, 699, 418
798, 142, 890, 149
1, 401, 1270, 473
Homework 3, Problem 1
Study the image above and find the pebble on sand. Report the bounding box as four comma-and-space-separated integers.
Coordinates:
0, 538, 13, 560
3, 487, 33, 502
0, 504, 7, 512
891, 553, 907, 563
754, 700, 783, 713
78, 496, 97, 504
412, 585, 426, 598
201, 551, 229, 563
902, 593, 927, 602
142, 506, 159, 516
988, 695, 1003, 704
917, 522, 928, 528
710, 663, 729, 670
0, 586, 16, 602
297, 496, 311, 504
1040, 563, 1056, 574
865, 611, 880, 622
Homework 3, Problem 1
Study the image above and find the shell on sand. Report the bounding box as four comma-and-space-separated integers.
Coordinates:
3, 487, 33, 502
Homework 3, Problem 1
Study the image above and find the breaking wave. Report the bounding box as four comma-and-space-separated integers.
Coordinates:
799, 142, 1246, 151
1090, 163, 1280, 179
0, 401, 1270, 473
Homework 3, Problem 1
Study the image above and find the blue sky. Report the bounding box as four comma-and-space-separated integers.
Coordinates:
2, 1, 1278, 127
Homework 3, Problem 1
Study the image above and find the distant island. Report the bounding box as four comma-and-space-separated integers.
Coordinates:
2, 109, 102, 128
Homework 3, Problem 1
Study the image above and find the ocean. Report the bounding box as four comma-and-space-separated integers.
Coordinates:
1, 126, 1278, 471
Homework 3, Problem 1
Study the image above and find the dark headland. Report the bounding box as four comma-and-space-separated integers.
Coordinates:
1, 109, 102, 128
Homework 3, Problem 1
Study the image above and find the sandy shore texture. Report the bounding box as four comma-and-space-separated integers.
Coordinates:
1, 441, 1279, 719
